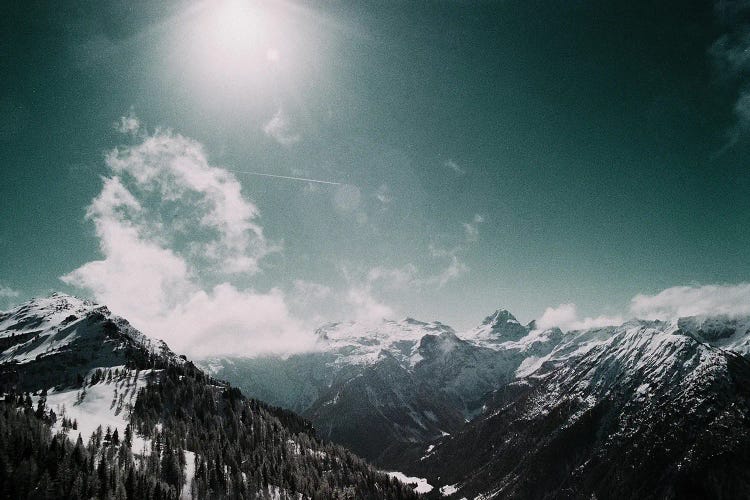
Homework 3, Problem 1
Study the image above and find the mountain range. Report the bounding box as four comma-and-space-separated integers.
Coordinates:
205, 307, 750, 499
3, 293, 750, 499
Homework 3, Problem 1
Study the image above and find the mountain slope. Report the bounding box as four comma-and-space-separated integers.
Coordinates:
0, 294, 421, 499
206, 308, 750, 498
204, 314, 532, 468
204, 310, 566, 468
417, 319, 750, 499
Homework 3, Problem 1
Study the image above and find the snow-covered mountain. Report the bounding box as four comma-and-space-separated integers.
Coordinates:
203, 309, 557, 467
0, 294, 421, 499
0, 292, 179, 392
416, 318, 750, 499
9, 294, 750, 498
207, 307, 750, 499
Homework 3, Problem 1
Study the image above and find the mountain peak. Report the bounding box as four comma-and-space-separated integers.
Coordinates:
465, 308, 530, 343
481, 309, 519, 327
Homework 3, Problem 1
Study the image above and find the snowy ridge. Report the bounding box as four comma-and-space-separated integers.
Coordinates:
419, 315, 750, 499
0, 292, 181, 367
314, 317, 455, 367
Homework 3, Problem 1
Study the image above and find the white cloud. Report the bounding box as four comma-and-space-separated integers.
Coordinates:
366, 265, 419, 289
630, 283, 750, 320
0, 284, 20, 299
292, 279, 333, 301
375, 184, 392, 204
103, 127, 271, 274
536, 303, 623, 331
443, 159, 466, 175
263, 108, 301, 146
346, 286, 394, 323
419, 214, 483, 286
115, 111, 140, 135
431, 255, 468, 287
62, 118, 315, 358
462, 214, 484, 243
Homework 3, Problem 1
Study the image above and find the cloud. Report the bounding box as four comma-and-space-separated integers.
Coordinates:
0, 283, 20, 309
536, 303, 623, 331
62, 117, 315, 358
346, 286, 394, 323
420, 214, 483, 286
367, 265, 419, 289
431, 255, 468, 287
375, 183, 392, 204
363, 252, 468, 293
115, 111, 140, 135
102, 126, 272, 274
710, 2, 750, 139
443, 159, 466, 175
462, 214, 484, 243
630, 283, 750, 320
333, 184, 362, 213
0, 284, 20, 299
292, 280, 333, 301
263, 108, 301, 146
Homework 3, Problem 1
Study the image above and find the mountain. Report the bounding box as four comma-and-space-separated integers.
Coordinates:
416, 318, 750, 499
0, 294, 420, 499
202, 310, 548, 468
206, 308, 750, 498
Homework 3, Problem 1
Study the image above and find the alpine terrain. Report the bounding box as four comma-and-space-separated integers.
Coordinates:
206, 310, 750, 499
0, 293, 420, 499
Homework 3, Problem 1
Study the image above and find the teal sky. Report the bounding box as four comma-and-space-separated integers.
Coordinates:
2, 0, 750, 354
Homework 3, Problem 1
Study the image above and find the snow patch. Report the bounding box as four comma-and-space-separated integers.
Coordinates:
440, 483, 459, 496
386, 471, 434, 494
181, 450, 196, 500
38, 367, 153, 443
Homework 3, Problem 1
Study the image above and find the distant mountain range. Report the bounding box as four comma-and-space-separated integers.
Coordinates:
205, 308, 750, 499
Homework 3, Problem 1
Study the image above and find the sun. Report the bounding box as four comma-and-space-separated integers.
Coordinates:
183, 0, 289, 83
211, 0, 264, 52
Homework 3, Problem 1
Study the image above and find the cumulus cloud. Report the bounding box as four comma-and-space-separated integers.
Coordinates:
263, 108, 301, 146
443, 159, 466, 175
630, 283, 750, 320
536, 303, 623, 331
62, 118, 315, 358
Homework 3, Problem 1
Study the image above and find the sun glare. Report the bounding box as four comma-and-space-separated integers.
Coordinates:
211, 0, 264, 52
180, 0, 289, 87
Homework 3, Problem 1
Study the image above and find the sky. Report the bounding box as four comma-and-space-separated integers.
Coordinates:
2, 0, 750, 357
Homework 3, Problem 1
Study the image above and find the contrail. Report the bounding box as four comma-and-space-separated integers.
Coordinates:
225, 169, 341, 185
